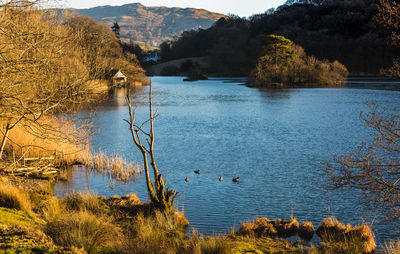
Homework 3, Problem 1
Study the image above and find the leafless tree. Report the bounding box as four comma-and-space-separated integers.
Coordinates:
0, 2, 94, 159
375, 0, 400, 77
125, 82, 177, 212
325, 103, 400, 219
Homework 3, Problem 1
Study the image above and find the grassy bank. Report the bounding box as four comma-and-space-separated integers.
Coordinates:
0, 174, 397, 254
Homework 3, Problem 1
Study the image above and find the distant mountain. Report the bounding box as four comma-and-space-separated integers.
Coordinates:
74, 3, 226, 46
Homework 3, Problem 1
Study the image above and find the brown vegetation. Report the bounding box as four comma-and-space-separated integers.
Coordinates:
298, 221, 315, 242
316, 218, 376, 254
239, 217, 300, 239
0, 183, 31, 214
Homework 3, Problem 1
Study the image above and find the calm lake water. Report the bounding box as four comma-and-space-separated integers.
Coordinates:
55, 76, 400, 242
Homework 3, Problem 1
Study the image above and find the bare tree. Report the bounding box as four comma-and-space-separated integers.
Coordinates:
325, 103, 400, 219
375, 0, 400, 77
125, 82, 177, 212
0, 3, 94, 159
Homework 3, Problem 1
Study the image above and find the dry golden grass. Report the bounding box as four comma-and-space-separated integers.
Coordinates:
298, 221, 315, 242
2, 117, 88, 166
316, 217, 351, 241
63, 192, 110, 216
0, 183, 32, 214
343, 224, 376, 254
278, 218, 299, 238
239, 217, 278, 238
383, 239, 400, 254
1, 117, 141, 183
79, 151, 141, 182
316, 218, 376, 254
44, 209, 122, 254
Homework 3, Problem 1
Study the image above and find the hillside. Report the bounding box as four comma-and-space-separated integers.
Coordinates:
74, 3, 225, 46
159, 0, 399, 75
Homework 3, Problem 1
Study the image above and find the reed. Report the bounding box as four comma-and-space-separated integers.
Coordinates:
78, 150, 141, 183
383, 239, 400, 254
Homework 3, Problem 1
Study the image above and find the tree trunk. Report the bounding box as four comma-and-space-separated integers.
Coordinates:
0, 124, 10, 160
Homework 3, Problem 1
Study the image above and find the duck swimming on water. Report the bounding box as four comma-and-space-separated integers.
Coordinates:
232, 177, 239, 182
194, 170, 200, 174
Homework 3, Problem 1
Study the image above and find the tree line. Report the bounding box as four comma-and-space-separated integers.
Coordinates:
0, 1, 144, 161
160, 0, 399, 76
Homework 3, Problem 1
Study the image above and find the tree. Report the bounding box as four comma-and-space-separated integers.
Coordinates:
125, 82, 177, 212
375, 0, 400, 77
65, 16, 122, 79
325, 104, 400, 219
255, 35, 295, 85
0, 4, 94, 159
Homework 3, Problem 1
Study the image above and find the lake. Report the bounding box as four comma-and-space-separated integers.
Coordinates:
54, 76, 400, 242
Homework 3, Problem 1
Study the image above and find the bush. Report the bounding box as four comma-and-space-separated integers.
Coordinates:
0, 183, 31, 214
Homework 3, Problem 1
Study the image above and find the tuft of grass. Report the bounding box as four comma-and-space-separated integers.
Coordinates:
64, 191, 109, 215
200, 236, 231, 254
343, 224, 376, 254
44, 210, 122, 254
383, 239, 400, 254
119, 210, 189, 254
316, 217, 351, 241
0, 183, 32, 214
239, 217, 299, 239
239, 217, 277, 238
298, 221, 315, 242
316, 218, 376, 254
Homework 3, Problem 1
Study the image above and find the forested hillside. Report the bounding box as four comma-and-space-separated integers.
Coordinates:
160, 0, 398, 75
75, 3, 225, 46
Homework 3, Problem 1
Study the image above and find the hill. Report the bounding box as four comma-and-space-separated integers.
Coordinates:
73, 3, 225, 46
159, 0, 399, 75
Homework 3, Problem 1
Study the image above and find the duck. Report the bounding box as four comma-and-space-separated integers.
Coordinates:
219, 177, 223, 182
232, 177, 239, 183
194, 170, 200, 174
185, 177, 189, 182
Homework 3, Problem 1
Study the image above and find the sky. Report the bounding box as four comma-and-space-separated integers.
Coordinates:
63, 0, 287, 17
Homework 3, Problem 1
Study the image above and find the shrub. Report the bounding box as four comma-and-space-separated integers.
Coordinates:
298, 221, 315, 242
0, 183, 31, 214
